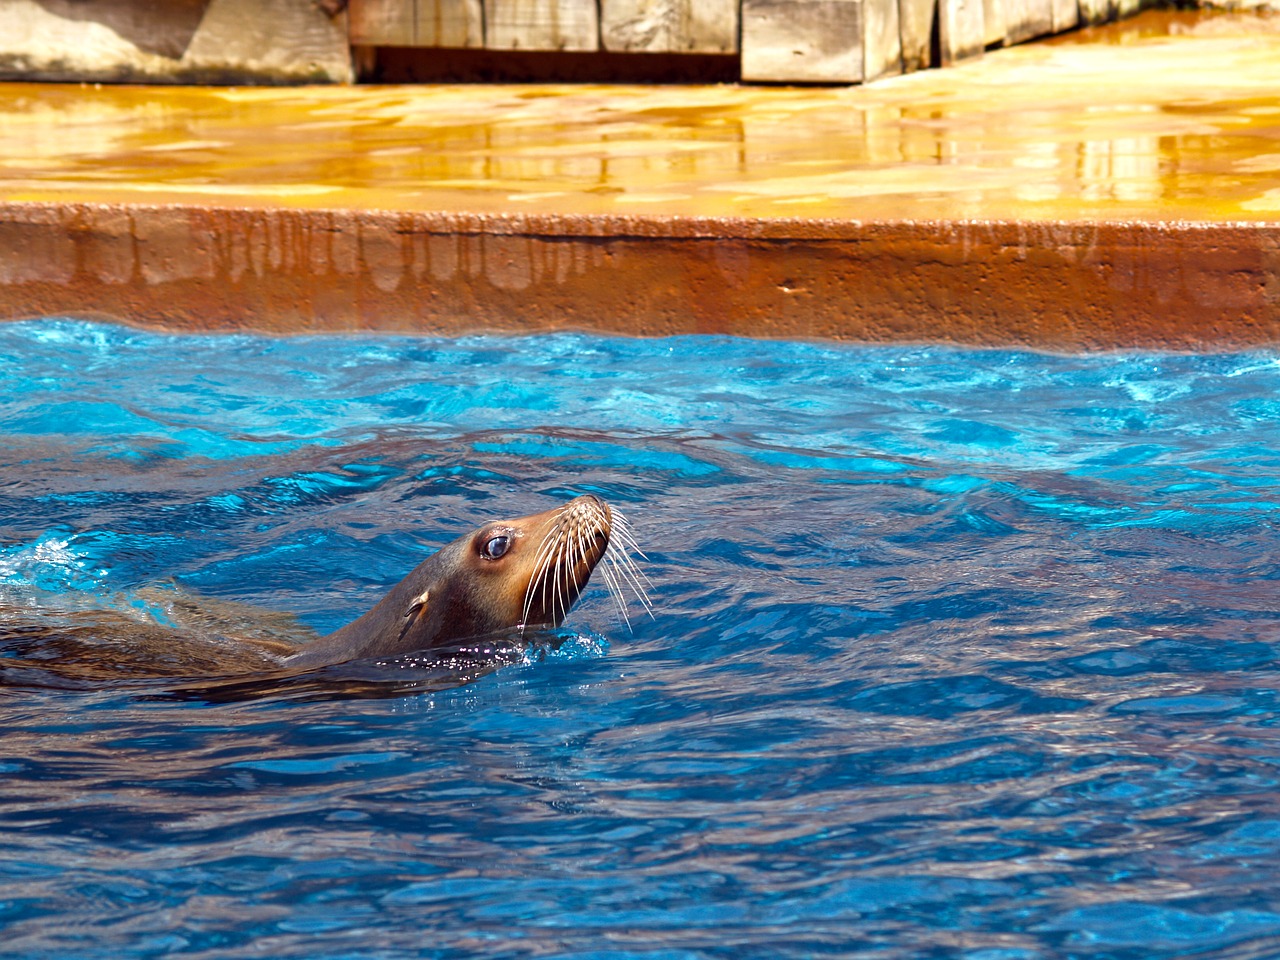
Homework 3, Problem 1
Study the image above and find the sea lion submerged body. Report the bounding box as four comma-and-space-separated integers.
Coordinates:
0, 495, 641, 689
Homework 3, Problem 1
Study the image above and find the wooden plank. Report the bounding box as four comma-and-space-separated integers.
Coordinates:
419, 0, 484, 46
1076, 0, 1111, 23
601, 0, 738, 53
983, 0, 1006, 45
1002, 0, 1053, 43
16, 0, 358, 84
898, 0, 935, 71
938, 0, 982, 65
350, 0, 483, 47
741, 0, 863, 84
1050, 0, 1077, 32
486, 0, 599, 50
864, 0, 902, 80
350, 0, 415, 45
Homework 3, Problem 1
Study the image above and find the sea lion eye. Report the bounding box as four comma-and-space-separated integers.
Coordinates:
481, 534, 510, 560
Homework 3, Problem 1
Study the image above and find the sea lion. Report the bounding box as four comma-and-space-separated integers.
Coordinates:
0, 495, 646, 691
286, 493, 623, 668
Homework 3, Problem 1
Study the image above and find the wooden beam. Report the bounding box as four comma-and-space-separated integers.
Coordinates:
601, 0, 738, 53
741, 0, 863, 84
983, 0, 1006, 45
486, 0, 599, 50
0, 0, 351, 82
420, 0, 484, 45
899, 0, 936, 72
1003, 0, 1053, 43
864, 0, 902, 80
1077, 0, 1112, 24
350, 0, 413, 45
1050, 0, 1078, 32
938, 0, 983, 65
349, 0, 483, 47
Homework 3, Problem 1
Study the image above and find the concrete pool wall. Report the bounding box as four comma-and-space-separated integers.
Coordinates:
0, 10, 1277, 349
2, 205, 1276, 349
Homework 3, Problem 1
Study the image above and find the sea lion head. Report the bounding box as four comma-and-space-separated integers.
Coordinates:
291, 494, 625, 667
409, 493, 615, 645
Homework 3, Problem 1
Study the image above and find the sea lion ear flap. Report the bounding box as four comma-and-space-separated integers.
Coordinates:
398, 589, 430, 641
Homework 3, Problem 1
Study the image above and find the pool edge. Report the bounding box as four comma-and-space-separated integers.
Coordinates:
1, 200, 1277, 350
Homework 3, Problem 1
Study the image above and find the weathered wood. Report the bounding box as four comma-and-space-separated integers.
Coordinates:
864, 0, 902, 80
486, 0, 599, 50
1050, 0, 1077, 32
0, 0, 353, 83
898, 0, 935, 71
349, 0, 413, 44
1076, 0, 1109, 23
1076, 0, 1110, 24
350, 0, 484, 47
983, 0, 1005, 45
938, 0, 983, 65
1002, 0, 1053, 43
600, 0, 738, 53
185, 0, 355, 76
418, 0, 484, 46
741, 0, 863, 84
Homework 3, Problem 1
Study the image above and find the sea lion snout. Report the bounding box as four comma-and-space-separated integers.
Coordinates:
515, 494, 613, 630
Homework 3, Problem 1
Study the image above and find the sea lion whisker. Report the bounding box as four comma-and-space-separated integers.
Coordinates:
610, 538, 652, 586
527, 525, 560, 576
572, 523, 593, 622
605, 530, 652, 591
552, 549, 568, 624
574, 518, 591, 571
600, 533, 654, 619
595, 563, 625, 626
607, 513, 652, 579
534, 512, 567, 566
613, 531, 650, 566
608, 506, 636, 535
562, 520, 582, 618
621, 556, 655, 603
608, 508, 643, 546
597, 558, 633, 628
611, 555, 654, 618
522, 520, 563, 628
615, 552, 655, 602
545, 519, 570, 624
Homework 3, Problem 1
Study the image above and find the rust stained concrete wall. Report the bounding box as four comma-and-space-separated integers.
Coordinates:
0, 201, 1277, 350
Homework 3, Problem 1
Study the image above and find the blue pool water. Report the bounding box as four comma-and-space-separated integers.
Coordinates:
2, 319, 1280, 958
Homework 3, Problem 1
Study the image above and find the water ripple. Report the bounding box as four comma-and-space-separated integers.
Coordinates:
0, 321, 1279, 958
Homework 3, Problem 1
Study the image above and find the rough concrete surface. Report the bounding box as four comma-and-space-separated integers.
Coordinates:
0, 204, 1275, 349
0, 9, 1277, 347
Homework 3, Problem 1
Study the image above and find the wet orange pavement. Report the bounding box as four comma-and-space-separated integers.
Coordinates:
0, 9, 1277, 347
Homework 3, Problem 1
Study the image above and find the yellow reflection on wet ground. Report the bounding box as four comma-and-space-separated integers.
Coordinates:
0, 9, 1276, 222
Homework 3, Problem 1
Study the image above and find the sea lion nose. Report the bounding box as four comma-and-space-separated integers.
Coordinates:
573, 493, 611, 521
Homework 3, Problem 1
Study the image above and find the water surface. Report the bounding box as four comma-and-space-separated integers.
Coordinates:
2, 320, 1280, 958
